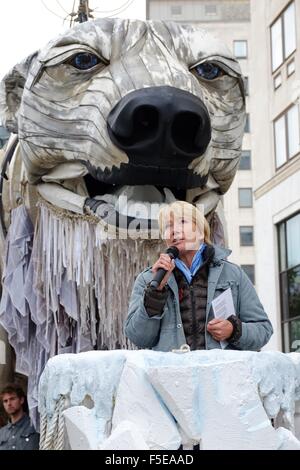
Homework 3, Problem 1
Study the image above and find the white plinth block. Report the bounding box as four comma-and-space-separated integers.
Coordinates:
98, 420, 149, 450
112, 358, 181, 450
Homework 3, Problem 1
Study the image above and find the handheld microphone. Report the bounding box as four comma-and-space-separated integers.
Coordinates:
149, 246, 179, 289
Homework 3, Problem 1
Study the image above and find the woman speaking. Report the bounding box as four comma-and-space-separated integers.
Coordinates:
125, 201, 273, 352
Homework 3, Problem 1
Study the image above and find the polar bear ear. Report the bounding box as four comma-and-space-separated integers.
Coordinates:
0, 52, 38, 133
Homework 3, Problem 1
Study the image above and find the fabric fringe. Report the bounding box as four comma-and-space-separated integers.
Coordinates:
32, 199, 165, 351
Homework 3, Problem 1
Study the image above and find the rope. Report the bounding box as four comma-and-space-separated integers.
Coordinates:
56, 398, 66, 450
40, 395, 66, 450
39, 411, 48, 449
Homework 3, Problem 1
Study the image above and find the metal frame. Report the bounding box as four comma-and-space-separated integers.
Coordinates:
0, 136, 19, 238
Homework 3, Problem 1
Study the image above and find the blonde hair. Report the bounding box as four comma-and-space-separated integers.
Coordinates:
158, 201, 211, 244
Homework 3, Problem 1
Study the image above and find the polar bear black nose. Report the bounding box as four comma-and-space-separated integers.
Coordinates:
107, 86, 211, 166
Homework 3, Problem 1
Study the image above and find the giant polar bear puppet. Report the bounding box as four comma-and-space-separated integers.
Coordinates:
0, 19, 245, 420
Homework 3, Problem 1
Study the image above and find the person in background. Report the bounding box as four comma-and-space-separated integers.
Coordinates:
125, 200, 273, 352
0, 383, 39, 450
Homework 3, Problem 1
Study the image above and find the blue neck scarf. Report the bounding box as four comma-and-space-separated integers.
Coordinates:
175, 243, 206, 284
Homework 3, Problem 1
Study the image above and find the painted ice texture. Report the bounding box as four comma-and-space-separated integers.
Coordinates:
39, 349, 300, 450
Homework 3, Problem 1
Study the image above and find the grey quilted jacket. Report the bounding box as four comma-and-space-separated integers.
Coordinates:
125, 245, 273, 352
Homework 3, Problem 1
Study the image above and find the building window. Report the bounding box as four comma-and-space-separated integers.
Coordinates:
233, 40, 248, 59
171, 5, 182, 16
241, 265, 255, 284
239, 150, 251, 170
278, 212, 300, 352
274, 114, 287, 167
274, 104, 300, 168
274, 72, 282, 90
287, 58, 295, 77
205, 4, 217, 16
244, 113, 250, 133
240, 226, 254, 246
271, 1, 296, 72
238, 188, 253, 208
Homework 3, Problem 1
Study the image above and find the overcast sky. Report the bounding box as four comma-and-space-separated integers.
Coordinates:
0, 0, 146, 80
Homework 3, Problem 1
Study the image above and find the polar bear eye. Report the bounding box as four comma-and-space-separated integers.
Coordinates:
69, 52, 100, 70
194, 62, 223, 80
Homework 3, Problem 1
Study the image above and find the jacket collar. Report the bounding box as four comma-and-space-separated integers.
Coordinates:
7, 413, 28, 429
143, 244, 232, 294
212, 244, 232, 263
166, 244, 231, 293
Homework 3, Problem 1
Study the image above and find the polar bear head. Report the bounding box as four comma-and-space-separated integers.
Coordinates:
0, 19, 245, 237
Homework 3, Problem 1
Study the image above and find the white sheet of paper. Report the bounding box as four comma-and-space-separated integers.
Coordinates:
211, 288, 236, 349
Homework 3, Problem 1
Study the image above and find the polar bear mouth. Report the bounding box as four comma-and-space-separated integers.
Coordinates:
84, 161, 208, 193
85, 183, 177, 233
83, 164, 209, 233
36, 155, 211, 236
